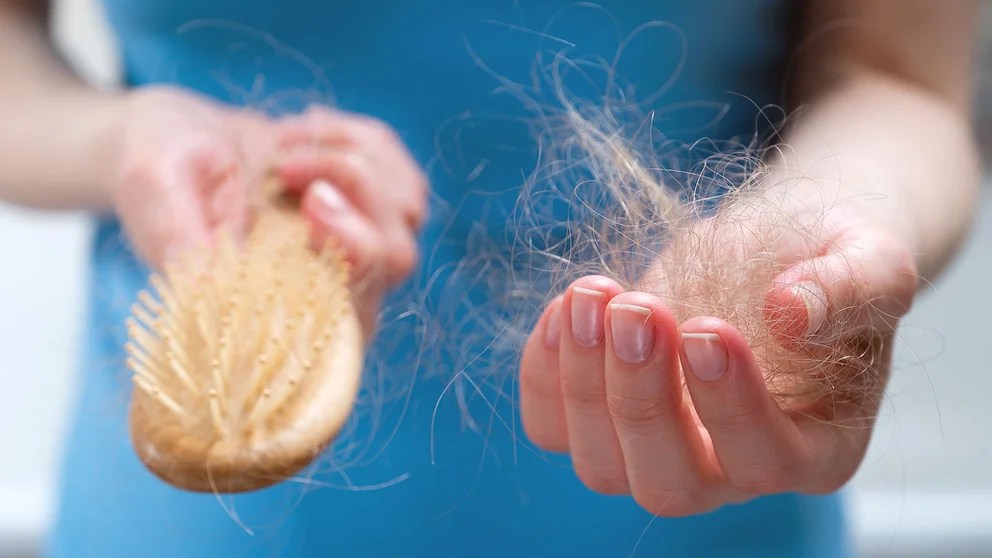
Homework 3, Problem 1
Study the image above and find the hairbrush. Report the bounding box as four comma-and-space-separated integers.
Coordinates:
124, 179, 364, 493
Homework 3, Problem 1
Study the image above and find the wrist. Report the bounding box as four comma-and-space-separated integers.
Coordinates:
755, 161, 924, 250
76, 88, 130, 209
0, 85, 129, 211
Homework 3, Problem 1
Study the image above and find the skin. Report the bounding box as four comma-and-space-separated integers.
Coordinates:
0, 0, 982, 519
520, 0, 982, 516
0, 0, 427, 336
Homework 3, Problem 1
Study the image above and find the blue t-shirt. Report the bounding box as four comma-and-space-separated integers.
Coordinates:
47, 1, 852, 557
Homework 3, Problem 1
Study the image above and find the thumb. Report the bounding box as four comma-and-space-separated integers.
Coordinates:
117, 170, 210, 270
763, 229, 919, 349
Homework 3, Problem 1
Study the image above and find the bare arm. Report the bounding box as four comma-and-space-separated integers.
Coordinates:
773, 0, 981, 282
0, 0, 123, 210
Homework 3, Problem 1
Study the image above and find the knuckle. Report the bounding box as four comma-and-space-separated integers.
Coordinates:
526, 430, 567, 454
304, 104, 336, 125
634, 489, 705, 518
806, 460, 859, 495
705, 404, 761, 437
520, 363, 558, 400
409, 174, 430, 204
805, 477, 846, 495
729, 459, 806, 495
405, 204, 428, 231
606, 394, 666, 434
382, 232, 419, 281
414, 169, 429, 192
351, 235, 387, 279
560, 373, 606, 411
884, 242, 920, 315
854, 230, 920, 326
575, 465, 628, 495
339, 150, 374, 180
346, 114, 397, 143
809, 474, 853, 495
366, 118, 398, 140
403, 179, 430, 230
520, 415, 567, 454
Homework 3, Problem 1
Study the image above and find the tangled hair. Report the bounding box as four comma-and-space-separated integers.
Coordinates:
145, 11, 888, 441
87, 15, 896, 508
425, 52, 887, 433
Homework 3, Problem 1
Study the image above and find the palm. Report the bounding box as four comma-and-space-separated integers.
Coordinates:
519, 189, 918, 515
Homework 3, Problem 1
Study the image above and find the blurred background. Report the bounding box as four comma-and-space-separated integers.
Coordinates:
1, 1, 991, 557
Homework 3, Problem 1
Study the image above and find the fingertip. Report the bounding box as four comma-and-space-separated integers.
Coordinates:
208, 177, 250, 239
680, 314, 825, 495
303, 179, 355, 227
520, 296, 569, 453
542, 295, 564, 350
679, 316, 738, 346
606, 291, 677, 328
563, 276, 624, 349
605, 291, 679, 365
563, 276, 624, 304
680, 333, 729, 384
275, 150, 318, 193
679, 317, 753, 384
678, 316, 792, 437
301, 180, 385, 279
764, 278, 828, 349
381, 222, 421, 283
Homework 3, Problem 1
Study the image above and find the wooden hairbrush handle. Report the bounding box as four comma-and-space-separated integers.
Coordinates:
125, 179, 364, 493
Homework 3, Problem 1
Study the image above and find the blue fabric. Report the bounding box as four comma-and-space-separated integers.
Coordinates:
48, 1, 853, 556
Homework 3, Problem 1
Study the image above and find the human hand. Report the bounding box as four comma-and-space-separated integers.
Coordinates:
107, 86, 427, 333
518, 192, 918, 516
271, 105, 428, 289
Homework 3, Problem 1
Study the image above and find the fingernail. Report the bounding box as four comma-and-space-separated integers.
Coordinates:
544, 301, 562, 349
571, 286, 607, 347
312, 179, 349, 215
610, 304, 654, 364
792, 281, 827, 336
682, 333, 728, 381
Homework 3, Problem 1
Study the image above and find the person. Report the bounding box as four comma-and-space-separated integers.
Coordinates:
0, 0, 981, 556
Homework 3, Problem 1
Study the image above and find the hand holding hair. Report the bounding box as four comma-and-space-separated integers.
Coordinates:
519, 181, 918, 515
517, 0, 979, 514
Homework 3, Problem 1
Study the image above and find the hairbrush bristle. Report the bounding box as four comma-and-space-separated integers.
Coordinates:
125, 203, 365, 494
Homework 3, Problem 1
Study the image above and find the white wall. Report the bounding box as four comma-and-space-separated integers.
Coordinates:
847, 188, 992, 557
0, 207, 88, 554
1, 1, 990, 556
0, 1, 117, 554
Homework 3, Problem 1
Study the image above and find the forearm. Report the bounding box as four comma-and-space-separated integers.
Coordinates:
0, 1, 123, 210
767, 71, 981, 282
761, 0, 981, 283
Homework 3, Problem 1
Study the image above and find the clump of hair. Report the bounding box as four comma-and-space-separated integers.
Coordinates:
446, 78, 884, 429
